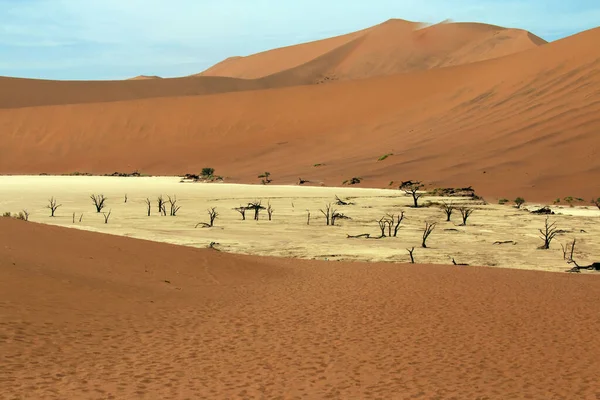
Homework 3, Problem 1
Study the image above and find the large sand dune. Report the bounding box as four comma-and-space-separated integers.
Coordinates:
1, 26, 599, 201
1, 218, 599, 398
198, 19, 546, 81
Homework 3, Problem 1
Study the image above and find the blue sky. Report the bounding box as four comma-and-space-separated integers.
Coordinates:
1, 0, 599, 80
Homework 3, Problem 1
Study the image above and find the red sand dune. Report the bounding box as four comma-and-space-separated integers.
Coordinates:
1, 218, 599, 398
127, 75, 163, 80
1, 25, 599, 201
198, 19, 546, 81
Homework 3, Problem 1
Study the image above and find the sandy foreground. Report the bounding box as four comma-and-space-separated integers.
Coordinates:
1, 176, 599, 273
1, 215, 600, 399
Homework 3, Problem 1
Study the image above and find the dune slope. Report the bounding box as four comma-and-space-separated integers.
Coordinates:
0, 27, 598, 201
1, 218, 599, 398
198, 19, 546, 81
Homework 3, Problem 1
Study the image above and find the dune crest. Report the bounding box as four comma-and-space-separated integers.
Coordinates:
198, 19, 546, 81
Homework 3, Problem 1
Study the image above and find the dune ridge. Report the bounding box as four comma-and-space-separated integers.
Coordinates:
197, 19, 546, 81
1, 218, 599, 398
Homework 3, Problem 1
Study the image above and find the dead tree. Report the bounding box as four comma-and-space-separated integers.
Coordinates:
422, 222, 437, 248
124, 194, 128, 203
561, 239, 577, 261
21, 209, 29, 221
157, 195, 167, 216
539, 217, 558, 249
79, 213, 83, 222
167, 195, 181, 216
407, 247, 415, 264
90, 194, 108, 213
441, 201, 454, 222
591, 198, 600, 210
347, 233, 371, 239
103, 209, 112, 224
47, 197, 61, 217
458, 207, 474, 226
267, 202, 274, 221
246, 201, 265, 220
234, 206, 247, 220
298, 177, 309, 185
404, 183, 424, 208
144, 198, 151, 216
387, 212, 405, 237
320, 203, 337, 226
331, 210, 345, 226
377, 217, 387, 237
451, 257, 468, 266
335, 195, 353, 206
195, 207, 219, 228
72, 212, 76, 223
306, 210, 311, 225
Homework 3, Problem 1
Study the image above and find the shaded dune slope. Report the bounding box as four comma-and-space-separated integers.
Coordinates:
0, 28, 598, 201
1, 218, 599, 398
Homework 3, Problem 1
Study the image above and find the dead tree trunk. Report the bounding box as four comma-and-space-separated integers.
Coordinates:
195, 207, 218, 228
441, 201, 454, 222
267, 202, 274, 221
144, 198, 151, 216
377, 217, 387, 237
307, 210, 311, 225
422, 222, 437, 248
157, 195, 167, 216
387, 212, 405, 237
247, 201, 263, 221
72, 212, 75, 223
103, 209, 112, 224
404, 183, 424, 208
561, 239, 576, 261
79, 213, 83, 222
539, 217, 558, 249
234, 206, 247, 220
407, 247, 415, 264
459, 207, 474, 226
124, 194, 128, 203
320, 203, 333, 226
90, 194, 107, 213
22, 209, 29, 221
167, 195, 181, 216
47, 197, 62, 217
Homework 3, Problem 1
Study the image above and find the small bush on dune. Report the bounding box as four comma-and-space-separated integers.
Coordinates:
498, 198, 509, 205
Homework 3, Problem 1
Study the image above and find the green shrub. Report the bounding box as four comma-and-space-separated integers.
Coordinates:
498, 198, 509, 205
377, 153, 393, 161
201, 167, 215, 178
514, 197, 525, 208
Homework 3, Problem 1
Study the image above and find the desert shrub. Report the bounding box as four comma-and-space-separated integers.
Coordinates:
377, 153, 393, 161
2, 211, 11, 217
343, 177, 361, 185
498, 198, 509, 205
553, 198, 561, 204
313, 163, 324, 167
514, 197, 525, 208
201, 167, 215, 178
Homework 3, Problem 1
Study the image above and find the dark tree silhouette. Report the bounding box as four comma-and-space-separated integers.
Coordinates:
90, 194, 107, 213
539, 217, 558, 249
404, 183, 424, 208
441, 201, 454, 222
103, 209, 112, 224
144, 198, 151, 216
47, 197, 61, 217
422, 222, 437, 248
407, 247, 415, 263
458, 207, 474, 225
